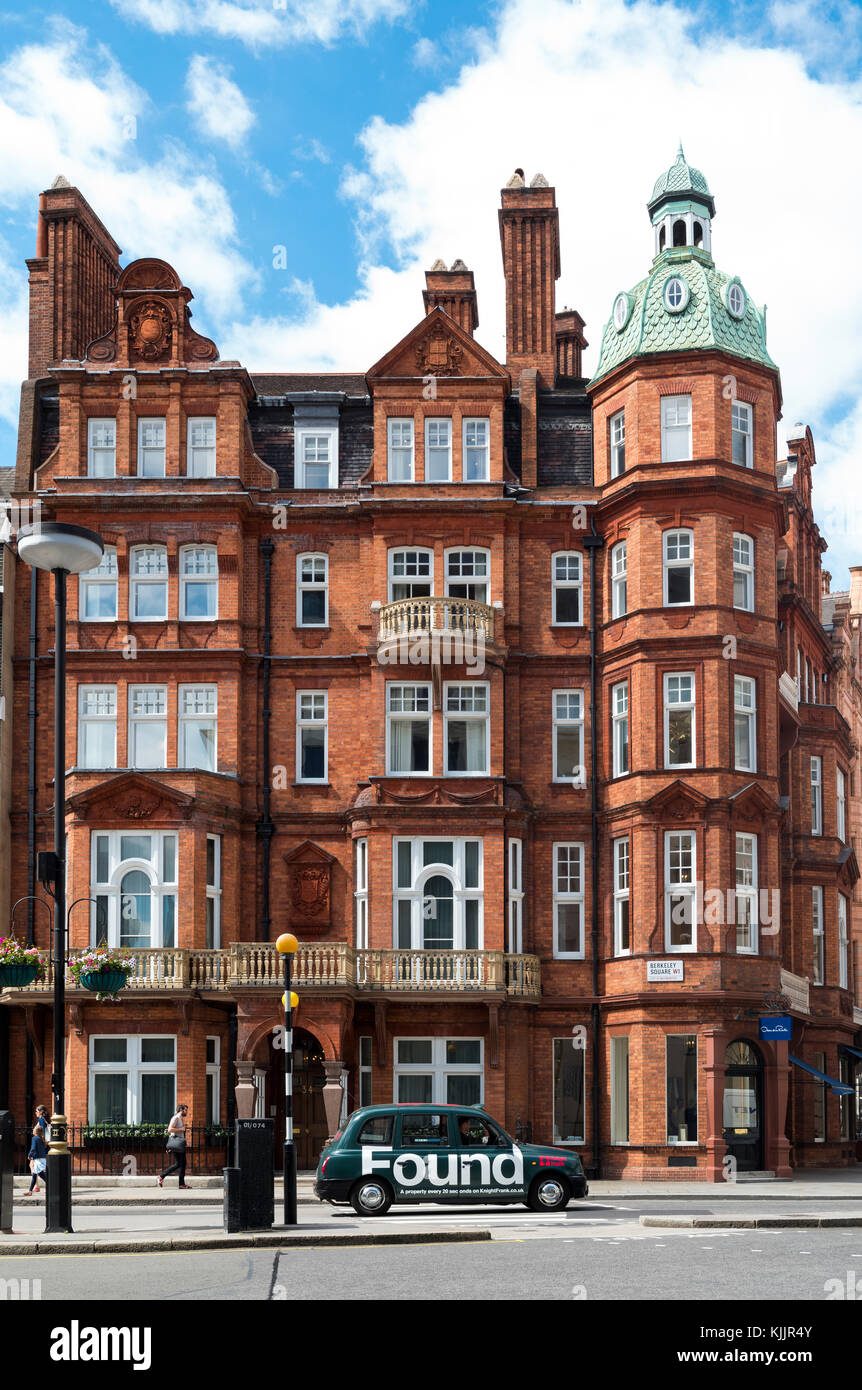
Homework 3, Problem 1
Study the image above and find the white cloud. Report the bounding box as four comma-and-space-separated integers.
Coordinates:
412, 37, 440, 68
185, 54, 256, 150
110, 0, 412, 47
293, 136, 332, 164
0, 239, 29, 429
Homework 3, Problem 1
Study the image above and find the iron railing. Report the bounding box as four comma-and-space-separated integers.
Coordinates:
12, 1122, 234, 1177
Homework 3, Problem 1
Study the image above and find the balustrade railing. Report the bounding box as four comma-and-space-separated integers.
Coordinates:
377, 596, 495, 643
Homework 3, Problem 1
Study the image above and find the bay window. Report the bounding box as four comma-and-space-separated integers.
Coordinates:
355, 838, 368, 950
610, 1036, 630, 1144
662, 528, 693, 605
732, 401, 753, 468
665, 830, 696, 950
611, 540, 627, 617
612, 680, 629, 776
660, 394, 692, 462
610, 410, 626, 477
664, 673, 695, 768
78, 686, 117, 769
91, 831, 178, 949
178, 685, 217, 770
393, 839, 482, 953
508, 838, 523, 953
553, 1040, 585, 1144
613, 837, 630, 956
812, 886, 824, 984
734, 676, 757, 772
735, 832, 758, 954
733, 533, 754, 611
206, 835, 221, 949
444, 683, 489, 775
666, 1035, 698, 1142
128, 686, 167, 768
839, 894, 849, 989
837, 767, 846, 842
387, 683, 431, 774
394, 1037, 483, 1105
89, 1035, 176, 1124
552, 690, 584, 784
811, 756, 822, 835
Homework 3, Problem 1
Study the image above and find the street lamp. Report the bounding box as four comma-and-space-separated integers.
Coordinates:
275, 932, 299, 1225
17, 521, 104, 1233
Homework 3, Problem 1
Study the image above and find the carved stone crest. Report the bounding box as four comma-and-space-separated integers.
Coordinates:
292, 866, 328, 918
119, 795, 159, 820
129, 300, 172, 360
283, 840, 336, 934
415, 328, 463, 376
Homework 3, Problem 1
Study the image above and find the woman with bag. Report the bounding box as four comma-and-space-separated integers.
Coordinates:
27, 1118, 49, 1195
158, 1103, 189, 1188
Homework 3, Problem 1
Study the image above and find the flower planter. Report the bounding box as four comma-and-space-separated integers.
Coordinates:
0, 963, 39, 987
78, 969, 129, 994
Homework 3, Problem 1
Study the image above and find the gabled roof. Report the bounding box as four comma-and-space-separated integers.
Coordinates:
65, 772, 194, 822
366, 306, 509, 383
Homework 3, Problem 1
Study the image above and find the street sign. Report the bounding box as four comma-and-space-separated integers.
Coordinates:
647, 960, 684, 982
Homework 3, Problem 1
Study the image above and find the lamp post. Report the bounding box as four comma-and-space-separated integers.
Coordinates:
275, 932, 299, 1225
17, 521, 104, 1233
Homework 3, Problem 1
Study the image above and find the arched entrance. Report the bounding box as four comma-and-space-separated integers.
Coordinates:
290, 1028, 328, 1171
723, 1039, 764, 1172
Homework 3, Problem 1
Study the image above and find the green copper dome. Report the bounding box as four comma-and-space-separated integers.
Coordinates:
649, 144, 714, 215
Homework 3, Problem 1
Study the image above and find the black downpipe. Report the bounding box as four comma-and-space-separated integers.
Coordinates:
227, 1005, 238, 1130
25, 564, 38, 1120
258, 538, 275, 941
582, 515, 604, 1178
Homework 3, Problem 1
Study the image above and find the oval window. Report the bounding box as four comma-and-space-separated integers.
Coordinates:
663, 277, 689, 314
726, 281, 746, 318
613, 293, 631, 332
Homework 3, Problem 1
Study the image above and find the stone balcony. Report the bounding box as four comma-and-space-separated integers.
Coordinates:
375, 596, 496, 648
2, 944, 541, 1000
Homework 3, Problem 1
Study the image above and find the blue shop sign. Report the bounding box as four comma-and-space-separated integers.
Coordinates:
759, 1016, 792, 1040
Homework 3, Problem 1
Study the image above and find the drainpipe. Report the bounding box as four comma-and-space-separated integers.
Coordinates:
25, 565, 38, 1120
258, 538, 275, 940
227, 1005, 238, 1130
582, 513, 605, 1178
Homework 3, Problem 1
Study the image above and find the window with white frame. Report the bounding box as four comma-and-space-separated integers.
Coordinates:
79, 546, 118, 622
552, 690, 584, 784
130, 546, 168, 622
388, 548, 433, 601
387, 683, 431, 774
387, 419, 414, 482
206, 835, 221, 949
445, 549, 489, 602
206, 1037, 220, 1124
660, 394, 692, 462
839, 893, 849, 990
296, 553, 328, 626
179, 685, 217, 770
78, 686, 117, 769
610, 1036, 630, 1144
665, 830, 696, 951
89, 1035, 176, 1124
88, 419, 116, 477
610, 410, 626, 477
508, 838, 523, 954
837, 767, 846, 843
552, 552, 583, 625
813, 1048, 826, 1140
358, 1035, 373, 1108
296, 691, 327, 782
613, 837, 630, 956
611, 540, 627, 617
424, 418, 452, 482
296, 429, 336, 488
612, 680, 629, 777
91, 831, 177, 949
733, 533, 754, 611
811, 755, 822, 835
666, 1035, 698, 1142
812, 885, 824, 984
662, 529, 693, 605
462, 418, 490, 481
394, 1037, 483, 1105
355, 838, 368, 949
128, 686, 167, 768
732, 401, 753, 468
180, 546, 218, 620
553, 1040, 585, 1144
137, 417, 166, 477
393, 838, 482, 953
735, 832, 758, 954
187, 417, 216, 477
553, 842, 585, 958
664, 673, 695, 768
734, 676, 757, 772
444, 683, 489, 775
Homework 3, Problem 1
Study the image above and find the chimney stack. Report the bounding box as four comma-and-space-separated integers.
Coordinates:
499, 172, 560, 387
849, 566, 862, 617
27, 178, 122, 378
555, 309, 588, 381
422, 260, 478, 335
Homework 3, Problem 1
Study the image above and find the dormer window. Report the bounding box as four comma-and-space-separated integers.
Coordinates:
296, 429, 337, 488
425, 419, 452, 482
388, 419, 414, 482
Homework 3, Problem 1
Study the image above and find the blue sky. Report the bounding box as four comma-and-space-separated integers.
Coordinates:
1, 0, 861, 583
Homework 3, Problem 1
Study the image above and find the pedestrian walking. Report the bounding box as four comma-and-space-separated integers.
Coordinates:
158, 1103, 189, 1188
27, 1115, 49, 1195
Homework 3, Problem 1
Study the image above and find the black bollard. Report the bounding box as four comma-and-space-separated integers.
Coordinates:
0, 1112, 13, 1233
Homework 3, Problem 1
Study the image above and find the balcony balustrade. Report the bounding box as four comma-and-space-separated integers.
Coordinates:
376, 596, 495, 646
6, 944, 541, 999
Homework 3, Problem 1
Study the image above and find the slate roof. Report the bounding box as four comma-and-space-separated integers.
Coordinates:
252, 372, 368, 397
591, 246, 776, 385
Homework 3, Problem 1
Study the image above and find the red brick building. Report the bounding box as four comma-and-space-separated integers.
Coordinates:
1, 156, 859, 1179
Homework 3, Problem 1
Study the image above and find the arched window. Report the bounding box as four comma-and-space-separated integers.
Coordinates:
393, 838, 482, 953
130, 545, 168, 621
672, 218, 687, 246
180, 545, 218, 620
658, 224, 667, 251
91, 831, 178, 951
692, 220, 703, 246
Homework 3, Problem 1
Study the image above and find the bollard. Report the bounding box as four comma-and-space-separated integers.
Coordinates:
223, 1166, 241, 1233
0, 1112, 13, 1233
234, 1119, 275, 1230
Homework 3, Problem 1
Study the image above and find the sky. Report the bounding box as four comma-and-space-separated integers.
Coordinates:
0, 0, 860, 583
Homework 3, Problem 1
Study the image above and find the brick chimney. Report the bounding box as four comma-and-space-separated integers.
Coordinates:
26, 177, 122, 378
498, 171, 560, 388
555, 309, 588, 381
422, 259, 478, 335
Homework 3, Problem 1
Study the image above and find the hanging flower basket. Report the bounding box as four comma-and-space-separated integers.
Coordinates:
69, 946, 136, 1002
0, 937, 45, 988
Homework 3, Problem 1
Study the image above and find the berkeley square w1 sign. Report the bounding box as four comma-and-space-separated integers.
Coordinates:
647, 960, 684, 982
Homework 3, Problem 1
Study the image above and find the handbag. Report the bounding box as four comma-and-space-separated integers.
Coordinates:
166, 1134, 186, 1153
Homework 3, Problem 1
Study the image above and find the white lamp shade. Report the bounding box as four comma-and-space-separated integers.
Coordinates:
17, 522, 104, 575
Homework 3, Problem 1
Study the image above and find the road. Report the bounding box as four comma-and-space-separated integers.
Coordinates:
2, 1197, 862, 1300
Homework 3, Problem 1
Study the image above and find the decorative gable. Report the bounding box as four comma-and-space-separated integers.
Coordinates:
86, 257, 219, 368
367, 307, 509, 383
66, 772, 194, 825
644, 779, 710, 821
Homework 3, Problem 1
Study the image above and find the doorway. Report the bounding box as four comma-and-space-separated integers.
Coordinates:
722, 1039, 764, 1171
286, 1028, 328, 1171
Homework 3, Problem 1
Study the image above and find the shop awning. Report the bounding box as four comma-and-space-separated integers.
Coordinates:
789, 1054, 854, 1095
839, 1044, 862, 1064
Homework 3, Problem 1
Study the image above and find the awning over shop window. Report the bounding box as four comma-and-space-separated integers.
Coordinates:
838, 1044, 862, 1064
788, 1053, 854, 1095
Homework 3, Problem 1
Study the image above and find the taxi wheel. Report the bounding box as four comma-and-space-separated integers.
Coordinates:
350, 1178, 393, 1217
527, 1174, 571, 1213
